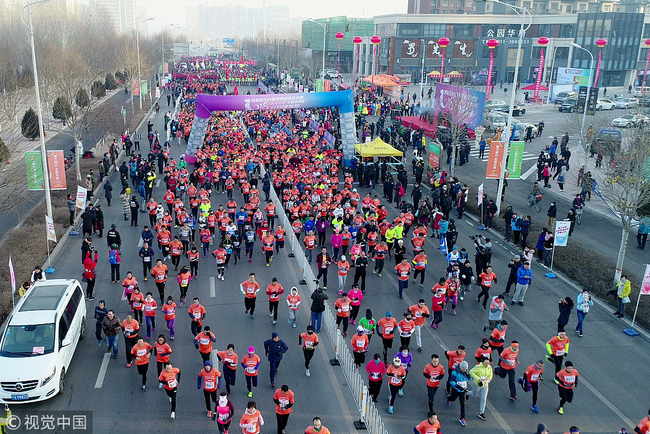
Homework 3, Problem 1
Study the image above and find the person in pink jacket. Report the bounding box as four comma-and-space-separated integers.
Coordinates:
330, 230, 343, 261
348, 284, 364, 325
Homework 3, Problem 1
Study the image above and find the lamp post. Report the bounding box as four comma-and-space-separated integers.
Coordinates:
594, 38, 607, 88
643, 38, 650, 95
135, 17, 155, 110
483, 0, 531, 215
485, 39, 499, 100
547, 42, 572, 104
21, 0, 53, 219
370, 35, 381, 90
353, 36, 362, 93
335, 32, 344, 85
570, 42, 594, 166
161, 24, 174, 80
420, 38, 426, 100
438, 37, 450, 82
534, 37, 549, 101
307, 19, 327, 79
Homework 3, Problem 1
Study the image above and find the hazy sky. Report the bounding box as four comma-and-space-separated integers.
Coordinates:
140, 0, 406, 32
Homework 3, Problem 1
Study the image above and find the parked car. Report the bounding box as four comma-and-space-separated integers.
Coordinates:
558, 99, 578, 113
596, 99, 615, 110
615, 98, 638, 109
495, 104, 526, 116
612, 114, 640, 128
555, 91, 577, 105
632, 86, 650, 97
483, 111, 507, 131
0, 279, 86, 403
596, 127, 622, 153
485, 99, 507, 109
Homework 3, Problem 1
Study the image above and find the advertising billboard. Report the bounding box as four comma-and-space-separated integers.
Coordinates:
433, 84, 486, 130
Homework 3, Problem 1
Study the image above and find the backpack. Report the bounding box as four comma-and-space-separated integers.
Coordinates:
109, 249, 119, 265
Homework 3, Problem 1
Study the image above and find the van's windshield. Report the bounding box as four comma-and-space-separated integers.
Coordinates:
1, 324, 55, 357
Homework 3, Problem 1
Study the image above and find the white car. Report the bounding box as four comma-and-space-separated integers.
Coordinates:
615, 98, 637, 109
485, 99, 507, 108
0, 279, 86, 403
596, 99, 615, 110
612, 114, 639, 128
322, 70, 340, 79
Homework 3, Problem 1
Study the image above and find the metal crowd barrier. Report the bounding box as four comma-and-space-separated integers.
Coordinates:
258, 162, 389, 434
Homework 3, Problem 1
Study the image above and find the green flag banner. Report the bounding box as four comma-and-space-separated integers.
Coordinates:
506, 141, 525, 179
25, 151, 45, 190
315, 79, 324, 93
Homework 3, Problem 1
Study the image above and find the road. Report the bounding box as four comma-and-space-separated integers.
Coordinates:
6, 87, 649, 434
8, 90, 360, 434
0, 90, 137, 244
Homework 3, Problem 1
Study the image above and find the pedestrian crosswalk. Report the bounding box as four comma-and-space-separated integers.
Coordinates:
469, 145, 538, 162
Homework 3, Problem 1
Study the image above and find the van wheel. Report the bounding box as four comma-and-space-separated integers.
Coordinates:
79, 319, 86, 340
58, 369, 66, 394
627, 123, 632, 128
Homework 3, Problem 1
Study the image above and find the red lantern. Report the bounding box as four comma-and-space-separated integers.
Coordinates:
645, 38, 650, 47
335, 32, 344, 40
487, 39, 499, 49
370, 35, 381, 45
596, 38, 608, 48
353, 36, 363, 44
439, 37, 450, 48
537, 37, 549, 46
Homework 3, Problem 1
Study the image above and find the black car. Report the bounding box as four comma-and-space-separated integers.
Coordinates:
558, 99, 578, 113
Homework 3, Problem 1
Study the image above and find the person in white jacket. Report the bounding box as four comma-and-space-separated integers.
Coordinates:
575, 289, 593, 337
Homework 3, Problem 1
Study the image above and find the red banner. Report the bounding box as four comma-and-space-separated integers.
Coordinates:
643, 51, 650, 93
486, 50, 494, 101
485, 141, 504, 179
594, 50, 602, 87
47, 150, 67, 190
534, 47, 544, 99
439, 49, 446, 82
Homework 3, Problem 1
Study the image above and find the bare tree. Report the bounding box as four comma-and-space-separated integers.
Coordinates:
597, 129, 650, 283
560, 110, 618, 170
0, 136, 31, 213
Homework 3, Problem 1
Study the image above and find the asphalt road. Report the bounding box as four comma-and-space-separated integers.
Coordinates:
7, 88, 649, 434
0, 90, 136, 245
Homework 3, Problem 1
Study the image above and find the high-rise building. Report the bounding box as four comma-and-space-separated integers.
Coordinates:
91, 0, 135, 33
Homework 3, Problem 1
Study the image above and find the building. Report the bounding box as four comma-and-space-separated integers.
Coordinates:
373, 12, 647, 88
410, 0, 650, 15
91, 0, 135, 33
301, 16, 375, 73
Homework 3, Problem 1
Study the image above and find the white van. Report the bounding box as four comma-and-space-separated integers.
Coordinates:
632, 86, 650, 97
484, 112, 507, 131
0, 279, 86, 403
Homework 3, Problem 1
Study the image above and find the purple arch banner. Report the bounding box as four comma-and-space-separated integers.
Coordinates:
185, 90, 357, 167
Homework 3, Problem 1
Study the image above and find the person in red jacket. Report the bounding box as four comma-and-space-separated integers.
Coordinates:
84, 249, 99, 301
556, 361, 579, 415
266, 278, 285, 324
366, 353, 386, 403
197, 360, 222, 418
351, 325, 369, 367
635, 409, 650, 434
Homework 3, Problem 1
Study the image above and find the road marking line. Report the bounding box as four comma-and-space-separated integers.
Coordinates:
466, 221, 474, 227
521, 164, 538, 180
210, 276, 216, 297
138, 238, 143, 248
507, 314, 635, 427
155, 179, 161, 188
94, 353, 111, 388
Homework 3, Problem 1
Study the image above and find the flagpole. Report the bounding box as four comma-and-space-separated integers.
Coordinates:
545, 244, 556, 278
623, 293, 642, 336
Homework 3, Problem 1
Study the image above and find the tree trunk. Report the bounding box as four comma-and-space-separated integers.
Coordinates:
450, 142, 456, 177
614, 224, 630, 284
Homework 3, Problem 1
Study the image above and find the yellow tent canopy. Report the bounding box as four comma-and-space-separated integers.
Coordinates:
355, 137, 404, 158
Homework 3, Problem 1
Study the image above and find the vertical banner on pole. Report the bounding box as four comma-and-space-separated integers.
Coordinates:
642, 264, 650, 295
477, 183, 484, 230
25, 151, 45, 190
47, 150, 67, 190
624, 263, 650, 336
76, 186, 88, 210
553, 220, 571, 247
485, 141, 504, 179
506, 141, 525, 179
9, 256, 15, 309
46, 215, 57, 242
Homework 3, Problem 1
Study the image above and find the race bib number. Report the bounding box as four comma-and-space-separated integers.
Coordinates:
565, 375, 575, 383
205, 380, 215, 389
219, 413, 228, 422
246, 423, 257, 433
137, 349, 147, 357
246, 367, 256, 374
356, 339, 365, 348
530, 374, 539, 381
143, 256, 151, 262
390, 376, 401, 385
457, 380, 467, 389
200, 338, 209, 345
125, 326, 134, 332
193, 311, 201, 318
167, 379, 177, 388
555, 350, 565, 356
384, 327, 393, 334
247, 288, 255, 294
305, 341, 314, 348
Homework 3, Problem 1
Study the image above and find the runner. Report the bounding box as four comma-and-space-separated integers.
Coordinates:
139, 242, 154, 281
299, 325, 319, 376
122, 315, 140, 368
162, 296, 176, 339
366, 353, 386, 403
131, 337, 152, 391
430, 285, 445, 329
468, 356, 493, 420
414, 411, 441, 434
154, 334, 172, 382
262, 229, 275, 266
494, 341, 520, 401
94, 300, 108, 346
424, 354, 445, 412
412, 250, 428, 289
242, 346, 262, 398
239, 401, 264, 434
273, 385, 294, 434
131, 288, 144, 324
397, 311, 415, 349
351, 325, 369, 367
373, 241, 387, 276
241, 273, 260, 319
334, 292, 351, 337
393, 345, 413, 397
151, 259, 169, 304
177, 266, 191, 305
489, 320, 508, 357
395, 258, 412, 299
213, 245, 227, 281
170, 236, 184, 271
446, 361, 470, 426
386, 357, 406, 414
286, 287, 301, 328
264, 332, 289, 387
477, 266, 497, 309
121, 272, 137, 308
194, 326, 217, 362
159, 362, 181, 420
143, 292, 158, 340
217, 344, 239, 395
546, 328, 570, 375
444, 346, 466, 394
348, 284, 363, 324
474, 338, 492, 363
198, 360, 222, 418
213, 392, 235, 432
188, 297, 207, 336
519, 359, 544, 413
266, 278, 285, 325
378, 312, 398, 363
358, 309, 377, 343
556, 361, 579, 415
305, 417, 330, 434
409, 299, 431, 351
635, 409, 650, 434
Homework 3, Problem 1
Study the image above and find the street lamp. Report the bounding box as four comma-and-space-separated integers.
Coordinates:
161, 24, 175, 79
370, 36, 381, 90
483, 0, 531, 215
570, 42, 594, 164
21, 0, 53, 219
547, 42, 573, 104
642, 38, 650, 95
353, 36, 362, 93
438, 37, 450, 82
135, 17, 155, 110
335, 32, 344, 85
307, 19, 328, 79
